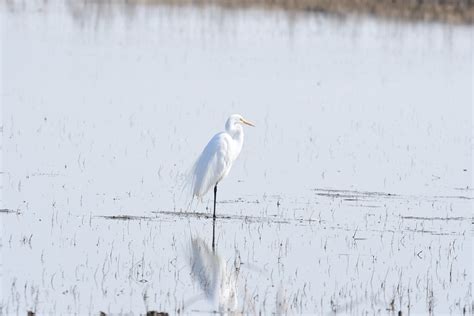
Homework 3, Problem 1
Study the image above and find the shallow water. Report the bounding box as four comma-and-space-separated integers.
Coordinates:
1, 1, 472, 314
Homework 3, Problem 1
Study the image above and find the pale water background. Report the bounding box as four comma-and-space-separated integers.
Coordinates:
1, 1, 473, 314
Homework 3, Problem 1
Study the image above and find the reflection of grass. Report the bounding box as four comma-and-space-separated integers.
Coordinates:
143, 0, 473, 23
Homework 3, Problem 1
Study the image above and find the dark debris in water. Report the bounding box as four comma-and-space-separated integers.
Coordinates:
313, 188, 473, 202
95, 208, 469, 236
146, 312, 169, 316
152, 210, 290, 224
220, 198, 260, 204
401, 215, 471, 221
98, 215, 152, 221
0, 208, 20, 214
314, 188, 400, 200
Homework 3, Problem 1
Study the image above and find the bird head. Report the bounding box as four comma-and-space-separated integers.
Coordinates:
225, 114, 255, 132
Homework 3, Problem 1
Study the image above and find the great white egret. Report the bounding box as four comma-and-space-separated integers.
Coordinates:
189, 114, 254, 219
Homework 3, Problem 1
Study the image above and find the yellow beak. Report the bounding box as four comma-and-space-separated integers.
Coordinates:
240, 118, 255, 127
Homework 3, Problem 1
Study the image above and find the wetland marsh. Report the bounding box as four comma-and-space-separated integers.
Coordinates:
1, 1, 472, 314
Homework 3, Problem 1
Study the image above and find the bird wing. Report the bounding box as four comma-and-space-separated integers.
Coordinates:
191, 133, 231, 197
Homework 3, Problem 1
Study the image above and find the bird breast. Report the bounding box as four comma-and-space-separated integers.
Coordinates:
224, 132, 243, 162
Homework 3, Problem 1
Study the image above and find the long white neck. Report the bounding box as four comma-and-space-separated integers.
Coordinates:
225, 124, 244, 161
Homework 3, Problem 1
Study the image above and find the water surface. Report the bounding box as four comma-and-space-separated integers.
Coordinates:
1, 1, 472, 314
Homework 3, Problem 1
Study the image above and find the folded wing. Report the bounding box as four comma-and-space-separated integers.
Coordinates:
191, 133, 231, 198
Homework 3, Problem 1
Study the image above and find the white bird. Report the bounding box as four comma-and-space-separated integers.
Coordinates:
189, 114, 255, 218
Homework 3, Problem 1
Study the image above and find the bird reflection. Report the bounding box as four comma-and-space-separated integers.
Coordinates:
188, 235, 238, 313
212, 217, 216, 250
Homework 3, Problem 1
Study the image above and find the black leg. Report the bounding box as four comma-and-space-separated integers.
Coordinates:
213, 184, 217, 219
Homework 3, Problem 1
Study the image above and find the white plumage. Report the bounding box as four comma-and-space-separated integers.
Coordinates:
191, 132, 234, 198
189, 114, 254, 215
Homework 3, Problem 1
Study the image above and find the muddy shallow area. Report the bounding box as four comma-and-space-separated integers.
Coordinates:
1, 1, 472, 314
2, 191, 471, 314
